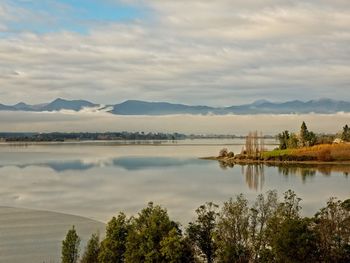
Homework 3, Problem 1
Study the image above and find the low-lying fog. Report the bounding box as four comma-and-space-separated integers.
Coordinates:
0, 111, 349, 135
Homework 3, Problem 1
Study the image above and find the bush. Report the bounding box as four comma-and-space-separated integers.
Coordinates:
219, 148, 228, 158
227, 151, 234, 158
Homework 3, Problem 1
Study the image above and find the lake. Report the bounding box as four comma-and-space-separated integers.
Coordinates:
0, 139, 349, 262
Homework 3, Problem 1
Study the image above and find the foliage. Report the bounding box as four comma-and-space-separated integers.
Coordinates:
299, 121, 309, 147
341, 124, 350, 141
160, 229, 195, 263
62, 192, 350, 263
277, 122, 319, 150
187, 202, 219, 263
81, 233, 100, 263
124, 202, 181, 263
215, 195, 251, 262
98, 213, 130, 263
272, 218, 319, 263
278, 130, 290, 150
61, 226, 80, 263
314, 198, 350, 263
219, 148, 228, 158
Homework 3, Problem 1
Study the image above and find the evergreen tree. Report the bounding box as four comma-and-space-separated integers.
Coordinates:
61, 226, 80, 263
124, 202, 179, 263
299, 121, 309, 147
81, 233, 100, 263
99, 213, 130, 263
341, 124, 350, 141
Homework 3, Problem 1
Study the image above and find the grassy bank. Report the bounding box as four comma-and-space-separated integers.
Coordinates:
207, 144, 350, 164
262, 144, 350, 162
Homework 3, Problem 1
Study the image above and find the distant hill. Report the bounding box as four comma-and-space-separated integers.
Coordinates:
0, 98, 98, 112
0, 98, 350, 115
110, 100, 214, 115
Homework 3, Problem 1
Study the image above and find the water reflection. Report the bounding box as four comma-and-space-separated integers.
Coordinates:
0, 157, 204, 172
0, 144, 349, 225
219, 162, 350, 190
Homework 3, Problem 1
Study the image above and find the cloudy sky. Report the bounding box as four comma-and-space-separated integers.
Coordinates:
0, 0, 350, 106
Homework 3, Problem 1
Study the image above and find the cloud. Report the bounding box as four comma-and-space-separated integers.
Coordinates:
0, 1, 349, 105
0, 111, 349, 134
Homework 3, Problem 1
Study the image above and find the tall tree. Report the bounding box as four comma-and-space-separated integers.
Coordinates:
125, 202, 179, 263
299, 121, 309, 147
215, 195, 251, 262
278, 130, 290, 150
61, 226, 80, 263
341, 124, 350, 141
187, 202, 219, 263
81, 233, 100, 263
99, 213, 130, 263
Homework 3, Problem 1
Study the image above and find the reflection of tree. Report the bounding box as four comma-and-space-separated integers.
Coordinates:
274, 163, 350, 183
242, 164, 265, 191
220, 161, 350, 189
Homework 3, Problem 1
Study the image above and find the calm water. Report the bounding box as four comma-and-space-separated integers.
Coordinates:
0, 139, 349, 224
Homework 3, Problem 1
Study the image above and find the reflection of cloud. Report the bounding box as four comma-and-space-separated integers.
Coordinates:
0, 145, 349, 228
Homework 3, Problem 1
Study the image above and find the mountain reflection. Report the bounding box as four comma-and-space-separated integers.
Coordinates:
0, 157, 204, 172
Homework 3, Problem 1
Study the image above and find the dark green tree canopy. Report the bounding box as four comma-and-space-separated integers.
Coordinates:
61, 226, 80, 263
81, 233, 100, 263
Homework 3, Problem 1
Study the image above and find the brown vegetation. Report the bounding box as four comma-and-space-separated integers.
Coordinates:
291, 143, 350, 162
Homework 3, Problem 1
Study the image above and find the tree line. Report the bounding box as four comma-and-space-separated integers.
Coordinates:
0, 132, 186, 142
61, 191, 350, 263
278, 122, 350, 150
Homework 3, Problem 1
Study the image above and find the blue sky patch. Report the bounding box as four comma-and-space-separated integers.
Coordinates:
4, 0, 145, 34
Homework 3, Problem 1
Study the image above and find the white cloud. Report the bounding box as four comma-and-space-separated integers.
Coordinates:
0, 0, 349, 105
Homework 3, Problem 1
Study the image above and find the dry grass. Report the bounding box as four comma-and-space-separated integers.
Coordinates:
292, 144, 350, 161
263, 144, 350, 162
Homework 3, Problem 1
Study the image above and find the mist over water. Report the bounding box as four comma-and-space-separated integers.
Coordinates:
0, 111, 349, 134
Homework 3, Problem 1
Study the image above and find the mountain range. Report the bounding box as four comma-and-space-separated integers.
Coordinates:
1, 98, 350, 115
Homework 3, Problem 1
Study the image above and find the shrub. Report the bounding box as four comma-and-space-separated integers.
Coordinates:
219, 148, 228, 158
227, 151, 234, 158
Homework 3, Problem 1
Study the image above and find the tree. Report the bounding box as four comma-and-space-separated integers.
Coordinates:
299, 121, 309, 147
61, 226, 80, 263
287, 133, 299, 149
264, 190, 302, 261
219, 148, 228, 158
341, 124, 350, 141
278, 130, 290, 150
215, 195, 251, 262
272, 218, 319, 263
160, 228, 195, 263
249, 191, 278, 261
81, 233, 100, 263
99, 213, 130, 263
306, 131, 317, 147
187, 202, 219, 263
314, 198, 350, 262
125, 202, 180, 263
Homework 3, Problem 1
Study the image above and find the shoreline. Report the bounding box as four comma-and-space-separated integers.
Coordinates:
201, 156, 350, 165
